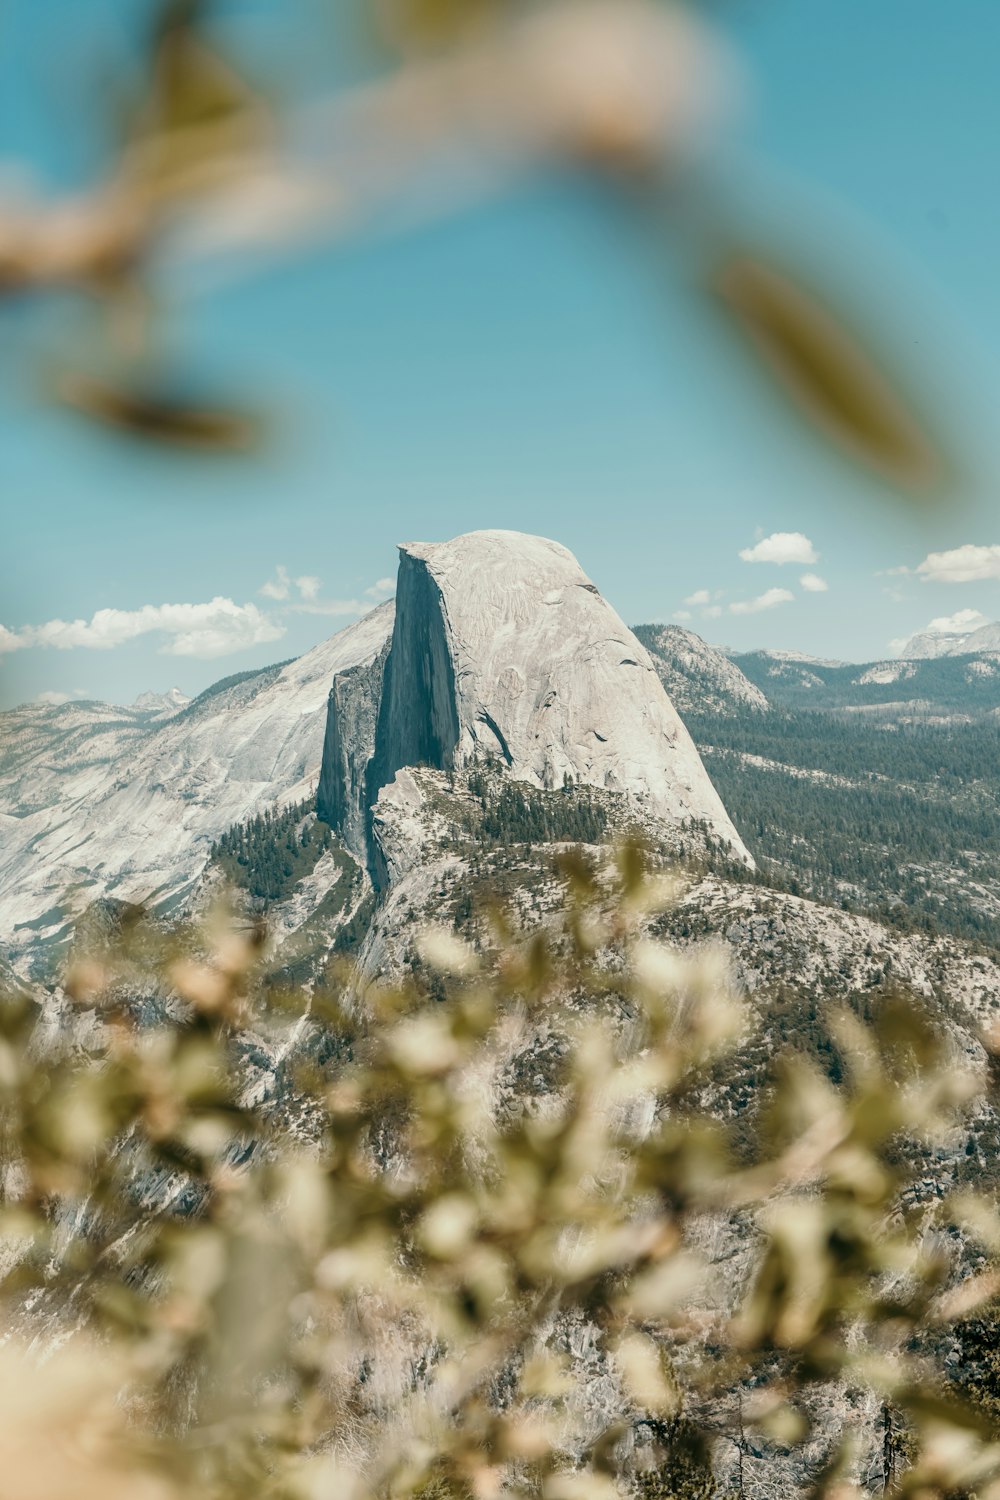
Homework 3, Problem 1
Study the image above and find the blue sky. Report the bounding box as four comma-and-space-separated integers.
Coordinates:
3, 0, 1000, 707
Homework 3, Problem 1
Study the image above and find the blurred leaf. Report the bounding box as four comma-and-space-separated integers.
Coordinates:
123, 0, 272, 203
713, 253, 948, 494
142, 0, 259, 138
374, 0, 500, 51
54, 371, 261, 450
1, 851, 999, 1498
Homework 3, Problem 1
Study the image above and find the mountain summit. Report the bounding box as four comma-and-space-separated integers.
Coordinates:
899, 620, 1000, 660
132, 687, 191, 720
0, 530, 750, 969
318, 530, 751, 875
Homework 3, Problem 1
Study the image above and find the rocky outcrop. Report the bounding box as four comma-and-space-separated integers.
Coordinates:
0, 530, 751, 965
319, 530, 752, 880
132, 687, 191, 720
900, 621, 1000, 660
635, 623, 769, 716
365, 543, 462, 818
316, 613, 394, 863
0, 602, 396, 969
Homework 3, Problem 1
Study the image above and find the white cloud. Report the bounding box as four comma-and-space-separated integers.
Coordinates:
289, 575, 395, 617
923, 608, 990, 636
260, 564, 291, 601
262, 566, 326, 603
160, 602, 286, 659
33, 689, 89, 706
673, 610, 693, 622
3, 568, 395, 670
683, 588, 711, 607
800, 573, 829, 593
702, 604, 723, 619
739, 532, 818, 567
729, 587, 794, 616
0, 624, 26, 656
916, 544, 1000, 584
1, 598, 286, 661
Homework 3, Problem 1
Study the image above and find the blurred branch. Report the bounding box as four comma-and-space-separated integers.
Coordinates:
0, 0, 956, 489
2, 851, 1000, 1497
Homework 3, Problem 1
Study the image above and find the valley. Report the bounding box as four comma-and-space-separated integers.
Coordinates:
3, 530, 1000, 1497
5, 538, 1000, 977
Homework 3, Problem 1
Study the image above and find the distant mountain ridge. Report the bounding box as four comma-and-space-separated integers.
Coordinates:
0, 605, 395, 968
7, 535, 1000, 976
899, 620, 1000, 660
132, 686, 191, 720
732, 647, 1000, 719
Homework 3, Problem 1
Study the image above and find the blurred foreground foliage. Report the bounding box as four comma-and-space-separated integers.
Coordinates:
2, 846, 1000, 1498
0, 0, 955, 493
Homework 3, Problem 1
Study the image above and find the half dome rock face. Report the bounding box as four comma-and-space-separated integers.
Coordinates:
322, 530, 751, 872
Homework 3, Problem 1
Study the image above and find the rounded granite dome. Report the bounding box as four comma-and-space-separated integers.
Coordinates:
328, 529, 752, 871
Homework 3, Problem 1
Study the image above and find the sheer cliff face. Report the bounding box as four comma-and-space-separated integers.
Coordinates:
366, 544, 461, 808
316, 621, 394, 862
320, 530, 751, 874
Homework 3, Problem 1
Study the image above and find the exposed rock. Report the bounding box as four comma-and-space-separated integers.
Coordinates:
316, 610, 394, 863
634, 623, 769, 716
321, 531, 752, 878
4, 530, 1000, 1498
963, 622, 1000, 654
749, 648, 846, 668
369, 767, 445, 890
898, 630, 970, 661
899, 621, 1000, 660
132, 687, 191, 719
0, 603, 395, 970
855, 660, 917, 686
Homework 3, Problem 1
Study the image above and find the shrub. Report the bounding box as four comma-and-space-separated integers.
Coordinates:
1, 848, 998, 1498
